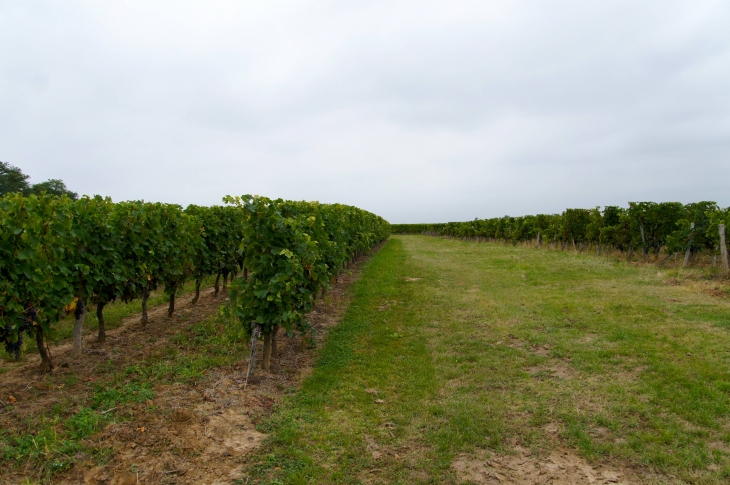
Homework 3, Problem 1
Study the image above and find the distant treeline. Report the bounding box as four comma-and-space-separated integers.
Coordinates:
0, 161, 78, 200
391, 202, 730, 264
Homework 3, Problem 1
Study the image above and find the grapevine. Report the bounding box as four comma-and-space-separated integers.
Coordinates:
392, 200, 730, 264
0, 191, 390, 371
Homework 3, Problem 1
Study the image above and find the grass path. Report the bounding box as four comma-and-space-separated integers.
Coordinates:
244, 235, 730, 484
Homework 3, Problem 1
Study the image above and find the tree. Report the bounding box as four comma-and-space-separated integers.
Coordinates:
0, 162, 31, 196
1, 162, 78, 200
30, 179, 78, 200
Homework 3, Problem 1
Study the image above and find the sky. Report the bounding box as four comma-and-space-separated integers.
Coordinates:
1, 1, 729, 223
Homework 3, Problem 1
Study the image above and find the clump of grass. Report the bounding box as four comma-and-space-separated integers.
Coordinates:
123, 312, 249, 384
91, 382, 155, 410
1, 406, 115, 481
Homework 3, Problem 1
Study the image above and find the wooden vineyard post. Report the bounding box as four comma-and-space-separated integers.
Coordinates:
244, 323, 262, 389
72, 298, 86, 355
214, 270, 221, 297
167, 291, 175, 317
140, 282, 150, 327
720, 224, 729, 275
191, 279, 201, 305
682, 223, 695, 268
262, 333, 272, 371
639, 224, 645, 261
97, 300, 107, 343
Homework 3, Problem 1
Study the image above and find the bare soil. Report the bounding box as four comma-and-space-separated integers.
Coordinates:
0, 251, 374, 485
452, 446, 648, 485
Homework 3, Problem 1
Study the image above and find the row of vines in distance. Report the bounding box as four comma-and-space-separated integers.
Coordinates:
391, 201, 730, 266
0, 193, 390, 371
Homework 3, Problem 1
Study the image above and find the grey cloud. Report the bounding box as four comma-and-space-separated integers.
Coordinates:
1, 1, 729, 223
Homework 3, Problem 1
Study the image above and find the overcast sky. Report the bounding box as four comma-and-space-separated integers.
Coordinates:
2, 1, 729, 223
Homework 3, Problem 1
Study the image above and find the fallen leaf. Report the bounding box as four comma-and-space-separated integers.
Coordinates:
86, 377, 94, 382
364, 388, 379, 396
375, 399, 385, 404
136, 427, 146, 433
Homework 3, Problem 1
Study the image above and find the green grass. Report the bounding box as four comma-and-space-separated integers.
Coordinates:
6, 237, 730, 483
244, 235, 730, 484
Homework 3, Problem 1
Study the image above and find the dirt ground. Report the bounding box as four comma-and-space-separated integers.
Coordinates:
0, 251, 374, 485
452, 446, 647, 485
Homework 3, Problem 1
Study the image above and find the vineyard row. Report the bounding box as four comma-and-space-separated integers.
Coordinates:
391, 201, 730, 271
0, 193, 390, 371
